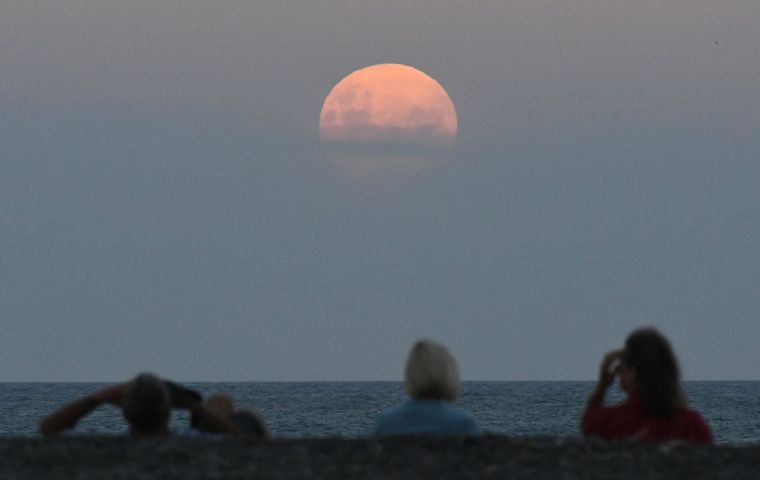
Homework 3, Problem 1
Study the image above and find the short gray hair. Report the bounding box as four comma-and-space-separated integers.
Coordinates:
404, 339, 460, 402
123, 373, 170, 433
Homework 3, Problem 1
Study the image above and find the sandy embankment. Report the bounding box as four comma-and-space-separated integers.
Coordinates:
1, 435, 758, 479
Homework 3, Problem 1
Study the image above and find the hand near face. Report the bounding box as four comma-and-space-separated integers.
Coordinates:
598, 350, 623, 390
166, 382, 201, 410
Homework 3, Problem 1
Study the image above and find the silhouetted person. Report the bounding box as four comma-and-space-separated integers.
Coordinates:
582, 328, 712, 444
39, 373, 239, 437
373, 339, 480, 436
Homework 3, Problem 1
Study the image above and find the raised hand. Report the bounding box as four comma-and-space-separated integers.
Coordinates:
166, 382, 198, 410
598, 349, 624, 390
39, 382, 126, 435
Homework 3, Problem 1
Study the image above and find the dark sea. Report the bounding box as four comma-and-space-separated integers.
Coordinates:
2, 382, 758, 443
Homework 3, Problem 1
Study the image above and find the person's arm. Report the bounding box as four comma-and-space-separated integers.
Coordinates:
586, 350, 622, 407
39, 383, 126, 435
582, 350, 622, 434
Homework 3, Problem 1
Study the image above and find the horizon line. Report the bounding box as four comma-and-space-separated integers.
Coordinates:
2, 379, 758, 384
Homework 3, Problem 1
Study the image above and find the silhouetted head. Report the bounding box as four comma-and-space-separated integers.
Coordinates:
122, 373, 171, 436
622, 328, 686, 417
230, 409, 269, 437
404, 339, 460, 402
192, 393, 236, 432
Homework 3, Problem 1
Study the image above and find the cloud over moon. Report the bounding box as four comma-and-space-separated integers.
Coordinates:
319, 64, 457, 148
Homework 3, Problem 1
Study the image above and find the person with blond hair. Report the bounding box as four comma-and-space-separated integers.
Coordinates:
373, 339, 480, 436
582, 328, 712, 443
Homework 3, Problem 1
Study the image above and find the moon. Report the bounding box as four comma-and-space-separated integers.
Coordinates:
319, 63, 457, 178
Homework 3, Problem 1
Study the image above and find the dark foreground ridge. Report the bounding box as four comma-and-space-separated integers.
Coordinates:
1, 435, 758, 480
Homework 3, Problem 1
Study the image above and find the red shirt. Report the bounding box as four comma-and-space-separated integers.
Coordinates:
582, 396, 713, 444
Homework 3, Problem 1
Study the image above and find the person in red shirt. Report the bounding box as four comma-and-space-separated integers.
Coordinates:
582, 328, 713, 444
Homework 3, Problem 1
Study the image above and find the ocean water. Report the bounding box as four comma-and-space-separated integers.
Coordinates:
1, 382, 758, 443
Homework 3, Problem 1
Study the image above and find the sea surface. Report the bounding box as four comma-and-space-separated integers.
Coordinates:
1, 382, 758, 443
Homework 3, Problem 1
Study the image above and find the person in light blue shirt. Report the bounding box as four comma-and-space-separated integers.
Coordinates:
373, 339, 481, 436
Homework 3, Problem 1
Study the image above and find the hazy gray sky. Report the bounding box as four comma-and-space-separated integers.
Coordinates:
1, 0, 759, 381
